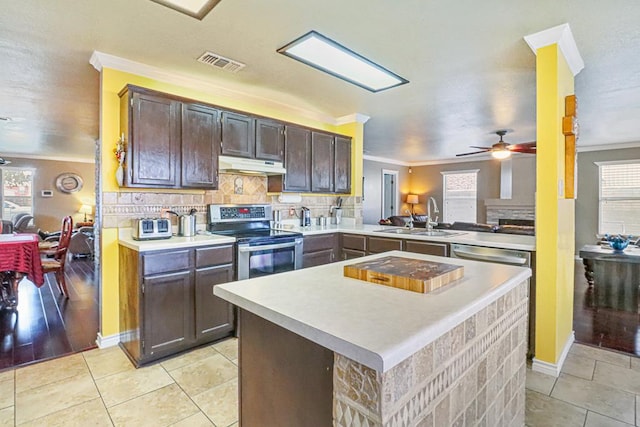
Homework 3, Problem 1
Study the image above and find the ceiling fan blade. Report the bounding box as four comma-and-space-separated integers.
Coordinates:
456, 150, 491, 157
509, 147, 537, 154
469, 146, 493, 150
511, 141, 536, 148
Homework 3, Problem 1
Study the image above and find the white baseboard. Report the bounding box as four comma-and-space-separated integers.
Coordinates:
532, 331, 575, 377
95, 332, 121, 349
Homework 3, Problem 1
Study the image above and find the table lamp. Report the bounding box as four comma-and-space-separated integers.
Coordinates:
78, 204, 93, 222
406, 194, 419, 214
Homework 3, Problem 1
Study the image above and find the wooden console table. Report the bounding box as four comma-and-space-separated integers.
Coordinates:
579, 245, 640, 312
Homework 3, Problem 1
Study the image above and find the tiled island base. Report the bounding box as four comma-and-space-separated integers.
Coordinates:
334, 280, 529, 427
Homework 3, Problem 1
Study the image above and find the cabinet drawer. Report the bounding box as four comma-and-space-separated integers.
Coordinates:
367, 236, 403, 254
341, 234, 366, 251
143, 249, 193, 276
404, 240, 448, 257
303, 234, 337, 253
196, 245, 234, 268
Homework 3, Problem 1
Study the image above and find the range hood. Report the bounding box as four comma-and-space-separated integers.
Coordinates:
218, 155, 286, 175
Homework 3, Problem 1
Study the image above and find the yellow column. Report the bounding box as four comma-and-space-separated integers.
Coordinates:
336, 116, 368, 197
526, 25, 583, 375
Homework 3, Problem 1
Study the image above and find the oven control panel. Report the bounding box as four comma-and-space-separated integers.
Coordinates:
208, 204, 272, 222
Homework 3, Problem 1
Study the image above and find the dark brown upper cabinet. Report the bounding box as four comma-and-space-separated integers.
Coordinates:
221, 111, 255, 158
255, 119, 284, 162
334, 136, 352, 194
311, 132, 335, 193
119, 86, 219, 190
121, 88, 181, 187
279, 125, 312, 192
181, 103, 220, 189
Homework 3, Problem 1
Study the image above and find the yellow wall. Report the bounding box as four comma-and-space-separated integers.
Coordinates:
534, 44, 576, 364
98, 68, 364, 337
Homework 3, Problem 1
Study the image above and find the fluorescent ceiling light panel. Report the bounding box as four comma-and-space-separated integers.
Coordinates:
150, 0, 221, 19
278, 31, 408, 92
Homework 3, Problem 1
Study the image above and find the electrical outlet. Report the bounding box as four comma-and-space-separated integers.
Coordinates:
289, 207, 296, 216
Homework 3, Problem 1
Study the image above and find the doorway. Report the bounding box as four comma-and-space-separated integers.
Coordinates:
381, 170, 399, 219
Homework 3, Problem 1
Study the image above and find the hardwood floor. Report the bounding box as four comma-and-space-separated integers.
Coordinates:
0, 257, 98, 370
573, 259, 640, 355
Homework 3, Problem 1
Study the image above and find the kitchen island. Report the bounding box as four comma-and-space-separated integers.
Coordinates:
215, 250, 531, 426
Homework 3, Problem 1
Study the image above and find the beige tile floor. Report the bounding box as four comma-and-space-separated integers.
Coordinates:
0, 338, 239, 427
526, 342, 640, 427
0, 337, 635, 426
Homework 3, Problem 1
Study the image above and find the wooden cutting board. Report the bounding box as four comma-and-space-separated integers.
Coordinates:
344, 256, 464, 293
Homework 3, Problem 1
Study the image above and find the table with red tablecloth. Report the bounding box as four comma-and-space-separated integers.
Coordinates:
0, 234, 44, 307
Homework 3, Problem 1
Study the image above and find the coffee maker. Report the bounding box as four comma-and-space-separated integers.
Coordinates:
300, 207, 311, 227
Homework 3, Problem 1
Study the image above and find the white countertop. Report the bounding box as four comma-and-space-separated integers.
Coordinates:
215, 250, 531, 372
118, 229, 235, 252
276, 222, 536, 251
117, 221, 535, 253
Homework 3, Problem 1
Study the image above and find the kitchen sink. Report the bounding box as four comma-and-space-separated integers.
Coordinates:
374, 228, 425, 234
374, 228, 462, 237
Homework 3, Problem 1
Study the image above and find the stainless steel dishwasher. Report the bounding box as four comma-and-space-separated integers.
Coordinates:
450, 243, 536, 358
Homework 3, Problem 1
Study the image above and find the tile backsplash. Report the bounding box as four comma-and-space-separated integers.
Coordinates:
102, 173, 363, 228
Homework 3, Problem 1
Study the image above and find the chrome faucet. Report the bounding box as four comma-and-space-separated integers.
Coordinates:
405, 209, 414, 228
426, 197, 439, 230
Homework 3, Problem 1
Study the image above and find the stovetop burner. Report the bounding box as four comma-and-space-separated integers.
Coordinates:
207, 204, 302, 243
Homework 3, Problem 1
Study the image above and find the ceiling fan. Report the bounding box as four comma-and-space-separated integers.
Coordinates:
456, 130, 536, 159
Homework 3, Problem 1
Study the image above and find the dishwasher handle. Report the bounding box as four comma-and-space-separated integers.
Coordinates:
451, 247, 528, 266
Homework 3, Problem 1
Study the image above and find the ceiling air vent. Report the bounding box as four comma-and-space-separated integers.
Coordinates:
197, 51, 245, 73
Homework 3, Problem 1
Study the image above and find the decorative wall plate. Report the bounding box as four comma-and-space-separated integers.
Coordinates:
55, 173, 84, 193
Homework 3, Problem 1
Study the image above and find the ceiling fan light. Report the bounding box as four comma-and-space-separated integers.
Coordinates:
492, 150, 511, 160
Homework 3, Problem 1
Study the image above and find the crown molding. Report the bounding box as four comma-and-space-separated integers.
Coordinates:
363, 154, 410, 166
577, 140, 640, 153
524, 23, 584, 76
336, 113, 370, 125
90, 51, 361, 127
364, 153, 501, 167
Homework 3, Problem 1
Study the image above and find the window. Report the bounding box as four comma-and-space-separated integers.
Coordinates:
1, 168, 34, 221
441, 170, 478, 223
597, 160, 640, 235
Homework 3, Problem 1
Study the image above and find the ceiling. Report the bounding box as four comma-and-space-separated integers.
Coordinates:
1, 1, 640, 164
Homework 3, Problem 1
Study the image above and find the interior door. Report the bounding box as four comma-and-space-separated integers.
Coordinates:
382, 171, 397, 218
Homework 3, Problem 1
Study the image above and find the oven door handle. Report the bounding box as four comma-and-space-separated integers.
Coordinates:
238, 241, 298, 253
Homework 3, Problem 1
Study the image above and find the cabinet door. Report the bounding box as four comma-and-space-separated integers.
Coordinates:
221, 111, 255, 158
181, 103, 220, 189
367, 236, 403, 254
303, 250, 334, 269
311, 132, 334, 193
143, 270, 193, 357
342, 248, 366, 260
256, 119, 284, 162
129, 91, 180, 187
283, 125, 312, 192
334, 136, 352, 194
404, 240, 448, 257
195, 264, 235, 344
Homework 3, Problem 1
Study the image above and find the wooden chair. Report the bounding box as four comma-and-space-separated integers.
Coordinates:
41, 216, 73, 297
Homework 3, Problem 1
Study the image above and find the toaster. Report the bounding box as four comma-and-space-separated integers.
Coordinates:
132, 218, 173, 240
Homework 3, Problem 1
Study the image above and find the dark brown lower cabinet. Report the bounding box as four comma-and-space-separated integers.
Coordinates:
143, 270, 193, 358
195, 265, 234, 342
302, 233, 338, 268
119, 243, 235, 366
341, 234, 367, 260
239, 309, 333, 427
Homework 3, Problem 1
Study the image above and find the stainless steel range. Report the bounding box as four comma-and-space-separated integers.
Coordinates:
207, 204, 303, 280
